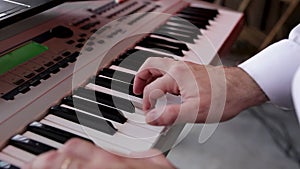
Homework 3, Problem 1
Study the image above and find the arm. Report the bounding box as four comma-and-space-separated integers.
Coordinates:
239, 24, 300, 108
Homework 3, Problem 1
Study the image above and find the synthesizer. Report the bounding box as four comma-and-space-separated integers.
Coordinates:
0, 0, 243, 168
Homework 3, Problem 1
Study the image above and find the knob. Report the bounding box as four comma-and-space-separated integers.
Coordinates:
50, 26, 74, 39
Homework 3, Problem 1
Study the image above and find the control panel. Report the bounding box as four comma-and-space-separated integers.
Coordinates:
0, 0, 182, 100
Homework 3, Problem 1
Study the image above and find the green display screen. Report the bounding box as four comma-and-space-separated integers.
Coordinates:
0, 42, 48, 75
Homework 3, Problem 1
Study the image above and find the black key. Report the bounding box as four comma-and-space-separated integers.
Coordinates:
91, 76, 142, 98
112, 57, 144, 71
9, 135, 55, 155
49, 106, 117, 135
168, 17, 208, 29
159, 25, 200, 38
153, 30, 195, 44
74, 87, 135, 113
138, 40, 184, 56
183, 7, 219, 15
113, 49, 173, 71
161, 24, 201, 36
121, 49, 173, 60
27, 122, 91, 144
62, 96, 127, 124
99, 68, 134, 84
143, 36, 189, 51
0, 160, 19, 169
176, 14, 210, 25
179, 10, 217, 20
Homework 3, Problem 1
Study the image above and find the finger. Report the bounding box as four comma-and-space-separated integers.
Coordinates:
59, 138, 98, 161
146, 100, 199, 126
133, 68, 164, 95
26, 150, 64, 169
133, 57, 175, 95
142, 74, 179, 111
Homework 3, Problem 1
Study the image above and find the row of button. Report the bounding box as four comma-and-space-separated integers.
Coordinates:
2, 52, 80, 100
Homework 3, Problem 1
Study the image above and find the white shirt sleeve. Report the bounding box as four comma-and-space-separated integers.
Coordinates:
292, 67, 300, 123
238, 24, 300, 108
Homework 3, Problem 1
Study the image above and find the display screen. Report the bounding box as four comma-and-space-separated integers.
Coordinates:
0, 42, 48, 75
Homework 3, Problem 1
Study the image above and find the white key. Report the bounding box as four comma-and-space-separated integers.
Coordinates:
73, 95, 164, 132
2, 145, 35, 163
0, 152, 24, 168
60, 104, 160, 143
23, 131, 63, 149
40, 119, 132, 155
44, 115, 153, 152
109, 65, 137, 75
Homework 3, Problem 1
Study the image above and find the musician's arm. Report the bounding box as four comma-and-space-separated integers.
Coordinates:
238, 24, 300, 108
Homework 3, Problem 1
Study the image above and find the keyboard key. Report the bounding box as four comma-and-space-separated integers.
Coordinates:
0, 153, 23, 168
40, 119, 131, 154
99, 68, 135, 84
91, 76, 142, 98
0, 159, 19, 169
44, 115, 153, 152
9, 135, 55, 155
23, 132, 63, 149
61, 96, 127, 124
2, 146, 35, 163
49, 106, 117, 135
143, 36, 189, 51
74, 87, 135, 113
28, 121, 91, 144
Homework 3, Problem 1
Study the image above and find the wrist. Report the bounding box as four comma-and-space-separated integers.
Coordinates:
224, 66, 268, 110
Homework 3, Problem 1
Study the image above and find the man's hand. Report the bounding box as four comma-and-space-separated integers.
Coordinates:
133, 57, 268, 125
22, 139, 175, 169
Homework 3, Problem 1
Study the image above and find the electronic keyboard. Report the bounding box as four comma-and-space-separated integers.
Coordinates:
0, 0, 243, 168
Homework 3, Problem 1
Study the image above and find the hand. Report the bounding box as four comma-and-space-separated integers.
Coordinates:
133, 57, 268, 125
22, 138, 175, 169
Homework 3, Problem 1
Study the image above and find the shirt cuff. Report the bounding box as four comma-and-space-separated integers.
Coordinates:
238, 39, 300, 107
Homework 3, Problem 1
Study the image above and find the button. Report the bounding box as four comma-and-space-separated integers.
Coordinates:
72, 18, 90, 26
77, 38, 86, 43
48, 65, 60, 74
29, 77, 41, 86
90, 37, 96, 40
66, 40, 75, 45
44, 61, 54, 67
75, 43, 84, 48
50, 26, 74, 39
13, 79, 25, 85
79, 33, 87, 37
54, 56, 63, 61
87, 41, 95, 46
91, 29, 98, 33
35, 67, 45, 73
67, 52, 80, 63
24, 73, 35, 79
17, 82, 31, 94
38, 71, 51, 80
97, 40, 104, 44
57, 59, 69, 68
62, 51, 71, 57
85, 47, 94, 52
